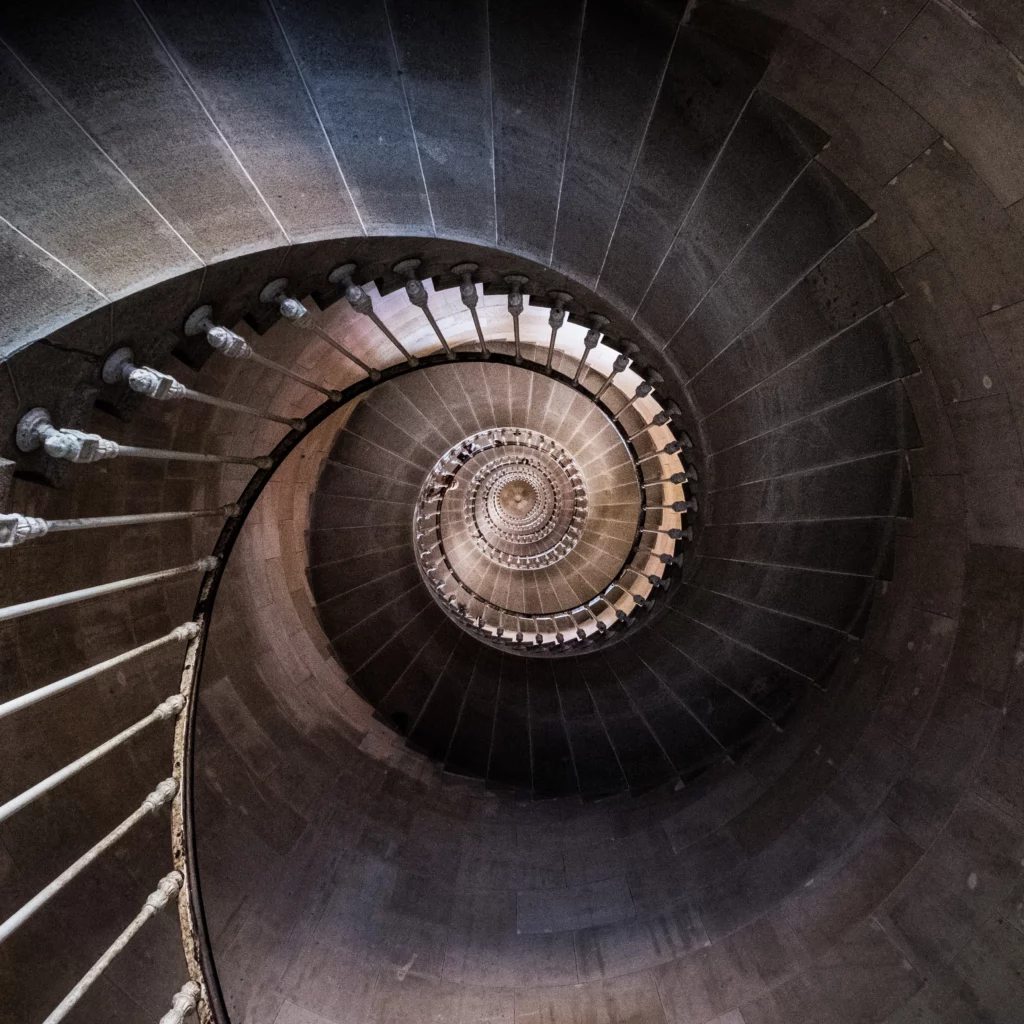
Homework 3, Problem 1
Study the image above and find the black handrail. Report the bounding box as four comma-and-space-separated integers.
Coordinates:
175, 344, 692, 1021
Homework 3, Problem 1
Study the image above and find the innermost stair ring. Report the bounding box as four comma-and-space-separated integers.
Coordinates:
420, 430, 589, 610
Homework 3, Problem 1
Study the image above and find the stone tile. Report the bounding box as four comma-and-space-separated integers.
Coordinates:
653, 951, 717, 1024
277, 939, 380, 1024
808, 919, 923, 1021
274, 1001, 338, 1024
763, 31, 937, 185
443, 890, 577, 989
981, 297, 1024, 434
886, 144, 1024, 317
947, 394, 1024, 473
874, 608, 957, 746
903, 342, 961, 478
943, 545, 1024, 709
926, 793, 1024, 918
826, 725, 912, 827
707, 914, 806, 1013
883, 696, 1001, 848
949, 914, 1024, 1024
962, 470, 1024, 547
895, 252, 1005, 404
974, 690, 1024, 823
660, 770, 764, 854
514, 971, 668, 1024
751, 0, 925, 70
876, 2, 1024, 207
738, 972, 839, 1024
858, 184, 934, 273
876, 856, 985, 981
782, 815, 922, 955
517, 877, 635, 934
573, 901, 708, 982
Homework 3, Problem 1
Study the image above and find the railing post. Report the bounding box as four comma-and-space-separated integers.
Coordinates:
160, 981, 201, 1024
259, 278, 381, 381
15, 409, 272, 469
328, 263, 419, 366
573, 314, 609, 384
614, 379, 655, 420
451, 262, 489, 357
0, 622, 199, 719
645, 498, 699, 513
0, 694, 184, 823
505, 275, 529, 364
626, 401, 680, 439
102, 347, 304, 427
0, 556, 218, 623
0, 779, 177, 943
637, 440, 683, 465
41, 872, 183, 1024
641, 471, 691, 487
0, 505, 239, 549
184, 306, 342, 400
394, 258, 456, 360
593, 342, 640, 401
545, 291, 573, 373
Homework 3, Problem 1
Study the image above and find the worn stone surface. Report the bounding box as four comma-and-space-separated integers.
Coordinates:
3, 1, 1024, 1022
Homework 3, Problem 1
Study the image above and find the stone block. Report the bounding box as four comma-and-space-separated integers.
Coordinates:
885, 144, 1024, 317
781, 814, 921, 955
895, 251, 1005, 404
876, 2, 1024, 207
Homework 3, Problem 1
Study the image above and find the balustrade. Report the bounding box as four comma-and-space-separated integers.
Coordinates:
103, 347, 304, 427
259, 278, 381, 381
451, 262, 489, 357
394, 258, 455, 359
184, 305, 342, 400
329, 263, 419, 366
545, 291, 573, 372
1, 248, 700, 1021
572, 315, 609, 384
16, 408, 272, 468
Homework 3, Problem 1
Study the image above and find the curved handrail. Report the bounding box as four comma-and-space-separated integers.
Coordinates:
171, 342, 694, 1019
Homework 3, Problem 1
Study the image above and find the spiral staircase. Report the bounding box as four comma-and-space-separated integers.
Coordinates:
2, 1, 1024, 1023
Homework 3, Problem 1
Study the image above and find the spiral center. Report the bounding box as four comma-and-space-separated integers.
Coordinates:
497, 479, 537, 517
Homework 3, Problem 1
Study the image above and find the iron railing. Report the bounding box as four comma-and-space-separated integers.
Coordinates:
0, 256, 698, 1023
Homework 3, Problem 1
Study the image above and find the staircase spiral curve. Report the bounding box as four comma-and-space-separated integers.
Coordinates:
1, 1, 1023, 1023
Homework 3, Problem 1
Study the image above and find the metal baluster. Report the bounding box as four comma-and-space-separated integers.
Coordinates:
41, 872, 183, 1024
640, 526, 694, 542
505, 275, 529, 364
259, 278, 381, 381
0, 622, 199, 719
160, 982, 201, 1024
637, 440, 683, 464
544, 291, 574, 373
102, 348, 305, 427
0, 556, 218, 623
16, 409, 272, 469
626, 401, 680, 439
641, 471, 693, 487
184, 306, 342, 400
613, 379, 654, 420
451, 262, 489, 357
573, 315, 609, 384
0, 778, 177, 942
0, 695, 184, 823
0, 505, 238, 549
328, 263, 418, 367
645, 498, 699, 513
393, 258, 455, 360
593, 342, 640, 402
